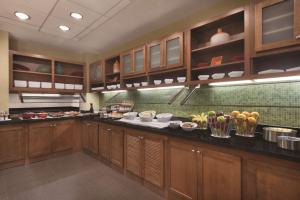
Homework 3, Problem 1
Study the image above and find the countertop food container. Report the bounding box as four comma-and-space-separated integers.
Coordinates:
277, 136, 300, 151
156, 113, 173, 122
263, 127, 297, 142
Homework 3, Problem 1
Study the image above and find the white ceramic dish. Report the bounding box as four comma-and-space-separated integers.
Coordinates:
177, 77, 186, 83
258, 69, 284, 75
110, 85, 117, 89
116, 84, 121, 88
107, 85, 112, 90
164, 79, 174, 84
91, 87, 104, 91
228, 71, 244, 78
28, 81, 41, 88
14, 80, 27, 88
141, 82, 148, 86
75, 84, 83, 90
198, 75, 210, 80
156, 113, 173, 122
286, 66, 300, 72
169, 121, 182, 129
180, 122, 198, 132
123, 112, 138, 120
65, 84, 75, 90
210, 28, 230, 45
212, 73, 225, 79
55, 83, 65, 89
41, 82, 52, 89
134, 83, 140, 87
154, 80, 162, 85
126, 84, 133, 88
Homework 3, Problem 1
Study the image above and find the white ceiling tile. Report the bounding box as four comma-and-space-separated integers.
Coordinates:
40, 16, 85, 39
0, 0, 49, 27
69, 0, 121, 15
51, 0, 102, 27
0, 17, 39, 31
105, 0, 131, 17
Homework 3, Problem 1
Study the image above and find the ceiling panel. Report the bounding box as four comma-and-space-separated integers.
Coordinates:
40, 16, 85, 39
105, 0, 131, 17
69, 0, 121, 15
51, 0, 102, 26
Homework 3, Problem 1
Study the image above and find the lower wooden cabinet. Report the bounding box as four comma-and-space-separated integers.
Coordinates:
29, 122, 53, 158
244, 160, 300, 200
82, 121, 99, 154
99, 123, 125, 168
52, 120, 74, 153
125, 129, 166, 189
0, 125, 26, 164
168, 140, 241, 200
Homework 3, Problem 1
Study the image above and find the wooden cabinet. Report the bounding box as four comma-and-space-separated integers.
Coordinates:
52, 120, 74, 153
125, 129, 165, 189
99, 123, 125, 168
202, 150, 241, 200
244, 160, 300, 200
255, 0, 300, 52
89, 60, 105, 92
28, 122, 53, 158
168, 140, 241, 200
121, 46, 146, 76
82, 121, 99, 154
168, 141, 198, 200
147, 32, 184, 72
0, 125, 26, 164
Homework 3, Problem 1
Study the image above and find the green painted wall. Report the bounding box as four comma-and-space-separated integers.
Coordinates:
100, 82, 300, 128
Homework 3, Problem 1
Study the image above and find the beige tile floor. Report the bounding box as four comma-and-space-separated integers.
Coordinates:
0, 153, 164, 200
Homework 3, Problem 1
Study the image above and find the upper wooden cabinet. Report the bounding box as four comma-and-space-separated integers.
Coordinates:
89, 60, 105, 92
147, 32, 184, 72
255, 0, 300, 52
121, 46, 146, 76
0, 125, 26, 164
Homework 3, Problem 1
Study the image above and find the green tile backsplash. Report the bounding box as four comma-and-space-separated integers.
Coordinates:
99, 82, 300, 128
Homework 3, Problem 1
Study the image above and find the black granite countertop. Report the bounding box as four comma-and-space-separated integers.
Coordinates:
1, 115, 299, 162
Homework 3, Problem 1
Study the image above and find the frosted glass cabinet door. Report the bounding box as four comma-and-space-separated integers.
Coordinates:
166, 38, 180, 66
134, 50, 144, 73
149, 44, 162, 69
122, 54, 132, 75
255, 0, 300, 51
90, 62, 103, 82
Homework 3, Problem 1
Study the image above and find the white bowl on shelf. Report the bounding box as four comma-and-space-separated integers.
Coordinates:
91, 87, 104, 91
156, 113, 173, 122
212, 73, 225, 79
154, 80, 162, 85
14, 80, 27, 88
177, 77, 186, 83
134, 83, 140, 87
41, 82, 52, 89
110, 85, 117, 89
141, 82, 148, 86
65, 84, 75, 90
28, 81, 41, 88
116, 84, 121, 88
228, 71, 244, 78
75, 84, 83, 90
198, 75, 210, 80
126, 84, 133, 88
55, 83, 65, 89
107, 85, 112, 90
164, 79, 174, 84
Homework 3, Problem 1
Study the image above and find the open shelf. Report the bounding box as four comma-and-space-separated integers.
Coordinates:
13, 70, 52, 76
106, 72, 120, 76
192, 60, 244, 71
55, 74, 84, 79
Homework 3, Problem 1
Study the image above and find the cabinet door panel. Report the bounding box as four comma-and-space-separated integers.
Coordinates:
134, 49, 145, 73
88, 122, 99, 154
82, 122, 90, 151
29, 123, 52, 158
0, 126, 25, 164
202, 150, 241, 200
126, 132, 143, 177
99, 125, 110, 159
122, 53, 132, 75
144, 137, 164, 188
149, 43, 162, 69
245, 160, 300, 200
168, 141, 197, 200
52, 121, 73, 153
110, 126, 124, 168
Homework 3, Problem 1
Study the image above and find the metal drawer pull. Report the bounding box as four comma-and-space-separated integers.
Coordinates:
197, 150, 200, 154
192, 149, 195, 152
296, 35, 300, 39
107, 129, 111, 131
53, 124, 56, 127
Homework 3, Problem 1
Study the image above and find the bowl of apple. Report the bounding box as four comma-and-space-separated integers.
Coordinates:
207, 111, 232, 138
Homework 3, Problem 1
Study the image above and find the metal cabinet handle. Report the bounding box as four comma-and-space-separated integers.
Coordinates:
107, 129, 111, 131
197, 150, 200, 154
53, 124, 56, 127
192, 149, 195, 152
296, 35, 300, 39
140, 136, 144, 140
49, 125, 53, 127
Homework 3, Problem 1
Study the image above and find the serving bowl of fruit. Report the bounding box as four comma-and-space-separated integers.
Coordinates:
191, 113, 208, 130
231, 111, 259, 137
208, 111, 232, 138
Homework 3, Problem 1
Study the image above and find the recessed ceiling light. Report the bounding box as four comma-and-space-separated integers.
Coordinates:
58, 25, 70, 31
14, 12, 30, 20
70, 12, 83, 20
